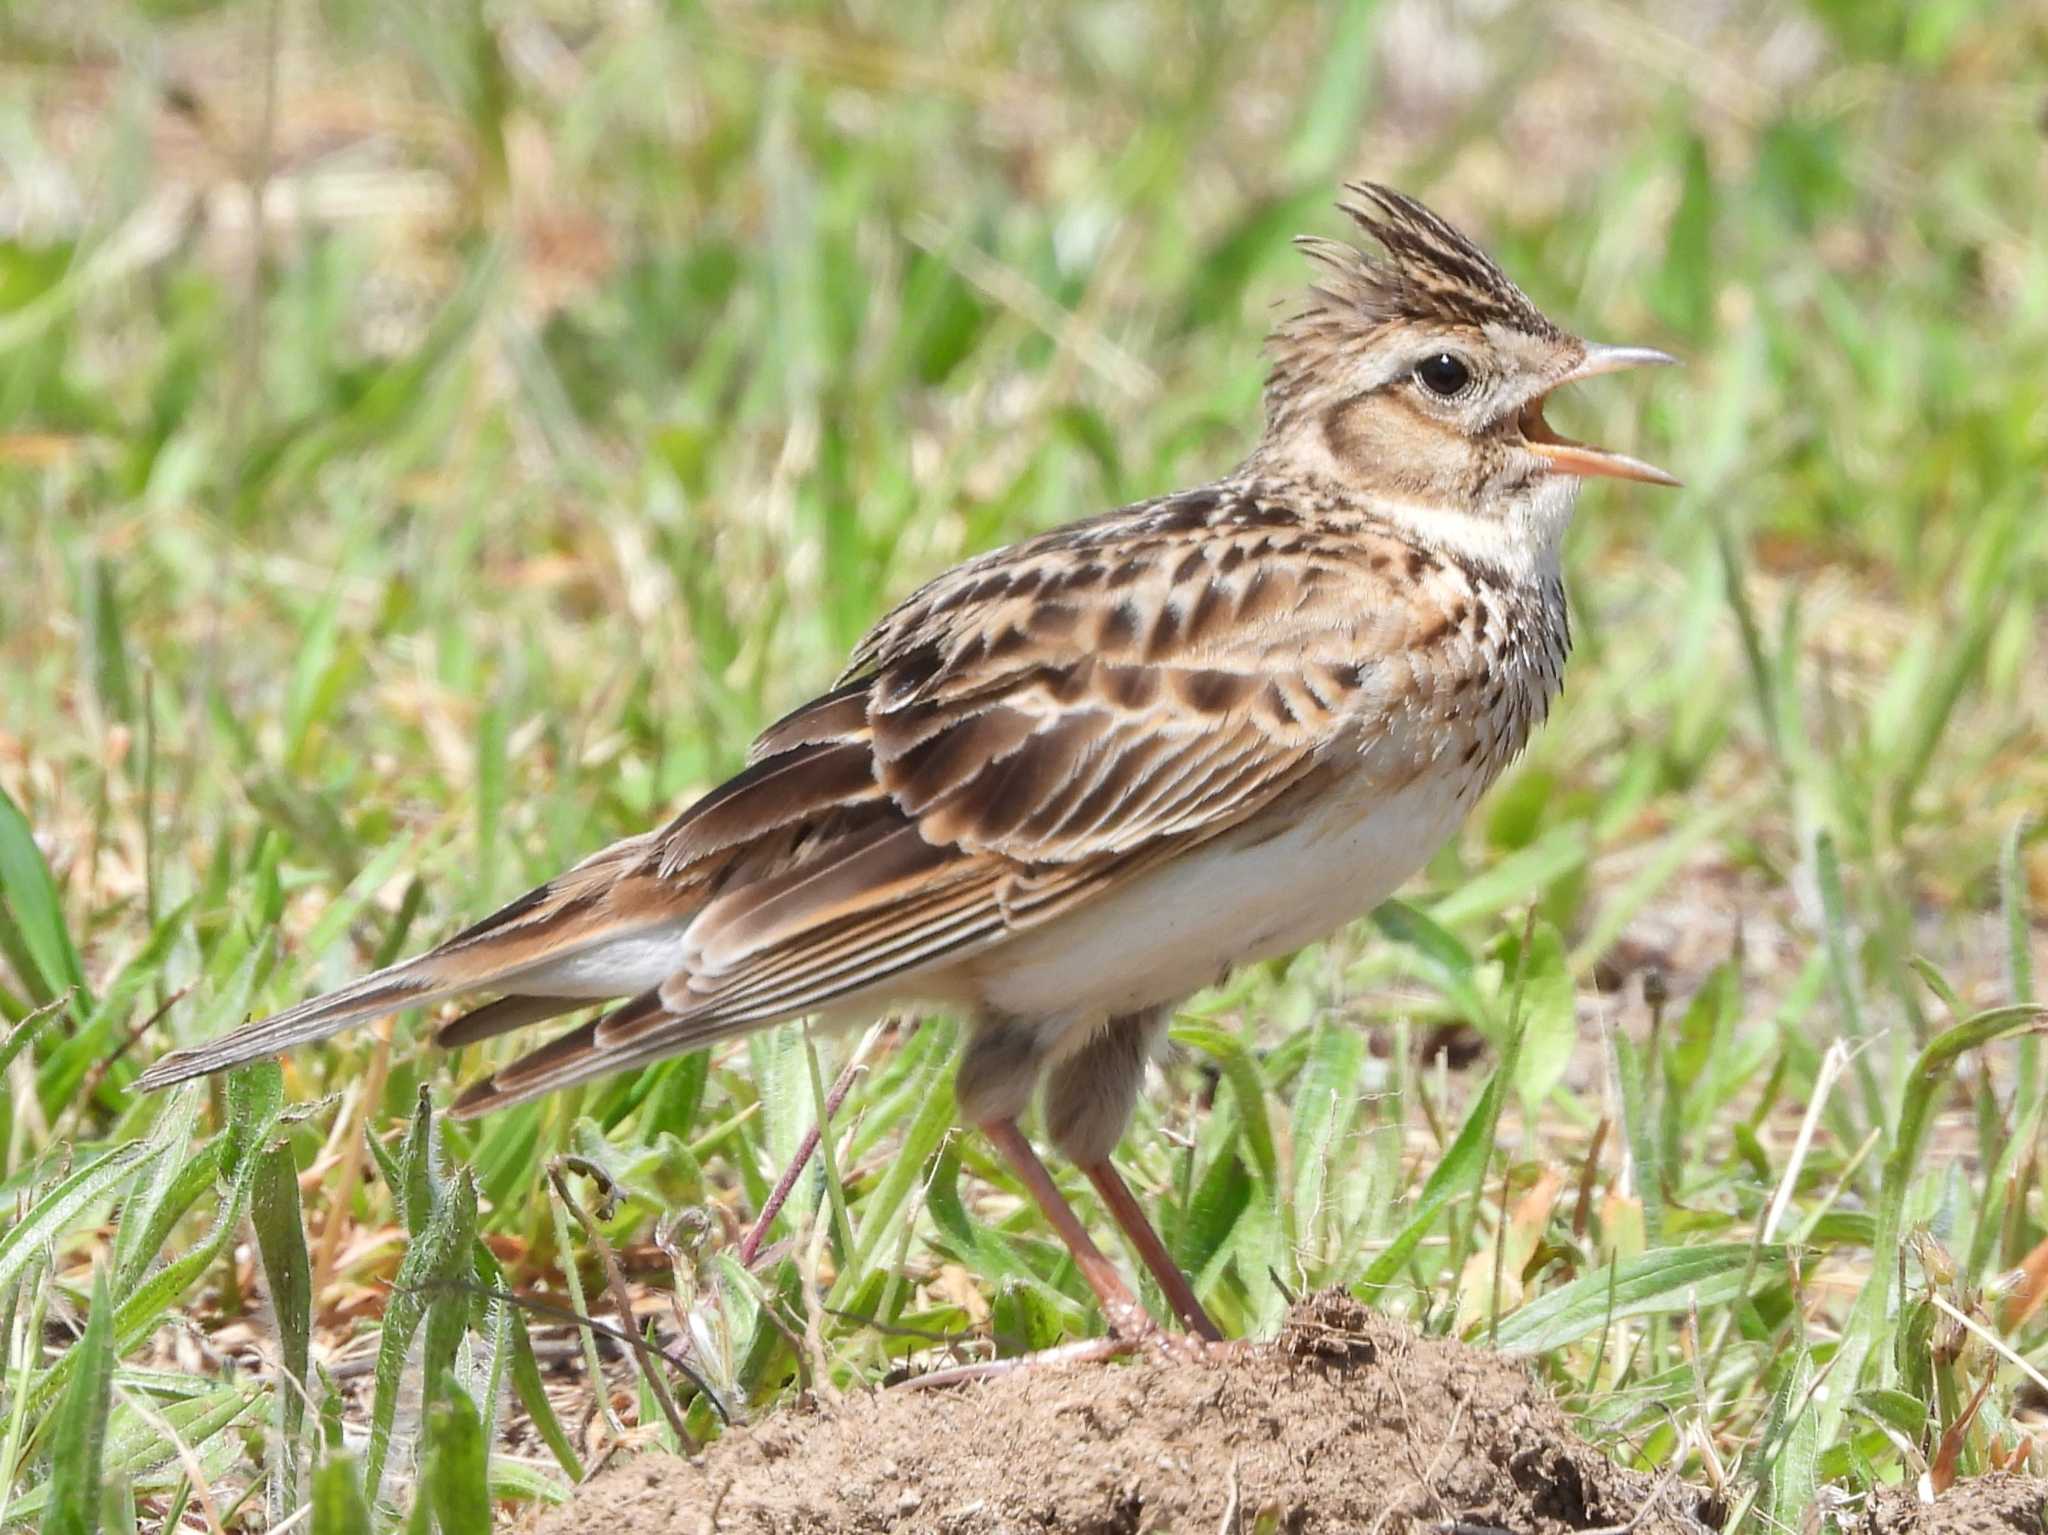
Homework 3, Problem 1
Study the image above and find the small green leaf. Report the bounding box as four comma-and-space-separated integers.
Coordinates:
1429, 825, 1587, 933
366, 1094, 479, 1503
1852, 1387, 1929, 1439
926, 1144, 1085, 1332
1373, 899, 1493, 1030
1173, 1021, 1287, 1252
79, 558, 135, 724
990, 1278, 1069, 1355
1829, 1002, 2048, 1430
4, 1384, 265, 1521
1613, 1029, 1664, 1247
223, 1060, 285, 1179
504, 1290, 582, 1480
395, 1083, 440, 1236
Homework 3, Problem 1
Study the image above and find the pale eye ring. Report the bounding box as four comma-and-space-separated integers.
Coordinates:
1414, 352, 1472, 397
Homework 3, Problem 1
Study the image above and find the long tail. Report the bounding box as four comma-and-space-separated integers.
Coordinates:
134, 959, 460, 1088
135, 835, 688, 1092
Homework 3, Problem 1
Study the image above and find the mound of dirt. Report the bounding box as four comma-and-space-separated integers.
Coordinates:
530, 1293, 1720, 1533
1853, 1474, 2047, 1533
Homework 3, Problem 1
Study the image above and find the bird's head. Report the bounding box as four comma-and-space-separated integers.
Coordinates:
1252, 182, 1678, 577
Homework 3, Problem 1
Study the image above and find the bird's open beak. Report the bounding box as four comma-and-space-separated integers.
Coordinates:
1519, 343, 1681, 488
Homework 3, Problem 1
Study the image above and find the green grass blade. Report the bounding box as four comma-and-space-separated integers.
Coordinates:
39, 1264, 115, 1535
0, 1252, 54, 1528
0, 995, 67, 1082
425, 1375, 491, 1533
503, 1298, 583, 1482
801, 1023, 857, 1267
1816, 831, 1887, 1133
223, 1060, 287, 1181
79, 557, 134, 725
2002, 819, 2039, 1127
365, 1153, 479, 1503
1174, 1021, 1289, 1254
1493, 1242, 1790, 1355
0, 1144, 146, 1299
0, 1385, 261, 1523
1289, 1018, 1365, 1265
42, 899, 192, 1112
1358, 1060, 1511, 1301
110, 1089, 212, 1292
1426, 826, 1588, 935
0, 785, 88, 1014
1282, 1, 1382, 182
830, 1019, 958, 1303
1511, 920, 1574, 1111
1612, 1029, 1664, 1247
486, 1457, 569, 1506
298, 837, 420, 976
1827, 1002, 2047, 1438
311, 1457, 373, 1535
251, 1136, 313, 1520
1566, 796, 1747, 977
2004, 821, 2037, 1007
1370, 900, 1493, 1033
1760, 1342, 1821, 1526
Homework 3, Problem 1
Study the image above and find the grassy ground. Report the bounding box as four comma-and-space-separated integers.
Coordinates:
3, 0, 2046, 1528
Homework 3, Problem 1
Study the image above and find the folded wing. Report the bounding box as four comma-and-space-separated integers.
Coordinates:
146, 489, 1407, 1113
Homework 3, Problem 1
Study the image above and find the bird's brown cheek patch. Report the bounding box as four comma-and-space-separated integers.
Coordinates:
1320, 393, 1457, 499
1318, 394, 1381, 469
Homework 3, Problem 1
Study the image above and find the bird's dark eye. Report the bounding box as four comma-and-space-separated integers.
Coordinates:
1414, 352, 1471, 397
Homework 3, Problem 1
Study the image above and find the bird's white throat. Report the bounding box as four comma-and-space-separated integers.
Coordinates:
1370, 472, 1581, 586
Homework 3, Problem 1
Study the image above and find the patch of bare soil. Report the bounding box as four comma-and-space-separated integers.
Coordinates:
1854, 1473, 2047, 1534
529, 1294, 1720, 1534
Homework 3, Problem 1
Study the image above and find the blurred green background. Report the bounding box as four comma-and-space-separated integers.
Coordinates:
2, 0, 2046, 1527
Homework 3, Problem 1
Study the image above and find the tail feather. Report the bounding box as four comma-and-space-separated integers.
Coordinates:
133, 962, 450, 1089
448, 991, 756, 1118
134, 847, 685, 1093
435, 994, 587, 1049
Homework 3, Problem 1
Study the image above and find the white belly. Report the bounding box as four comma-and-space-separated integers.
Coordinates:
972, 769, 1472, 1022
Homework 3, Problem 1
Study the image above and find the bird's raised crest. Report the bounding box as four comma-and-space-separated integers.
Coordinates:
1267, 182, 1562, 405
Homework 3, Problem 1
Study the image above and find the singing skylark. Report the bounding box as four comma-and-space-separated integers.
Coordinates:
141, 183, 1678, 1349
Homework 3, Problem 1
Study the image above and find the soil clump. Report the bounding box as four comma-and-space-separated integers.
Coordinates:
530, 1293, 1723, 1533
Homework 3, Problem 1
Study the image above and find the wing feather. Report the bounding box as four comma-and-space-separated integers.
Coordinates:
626, 492, 1390, 1040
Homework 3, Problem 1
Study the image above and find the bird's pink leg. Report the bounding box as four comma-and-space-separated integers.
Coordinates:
899, 1121, 1234, 1390
978, 1118, 1155, 1339
1080, 1159, 1222, 1342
